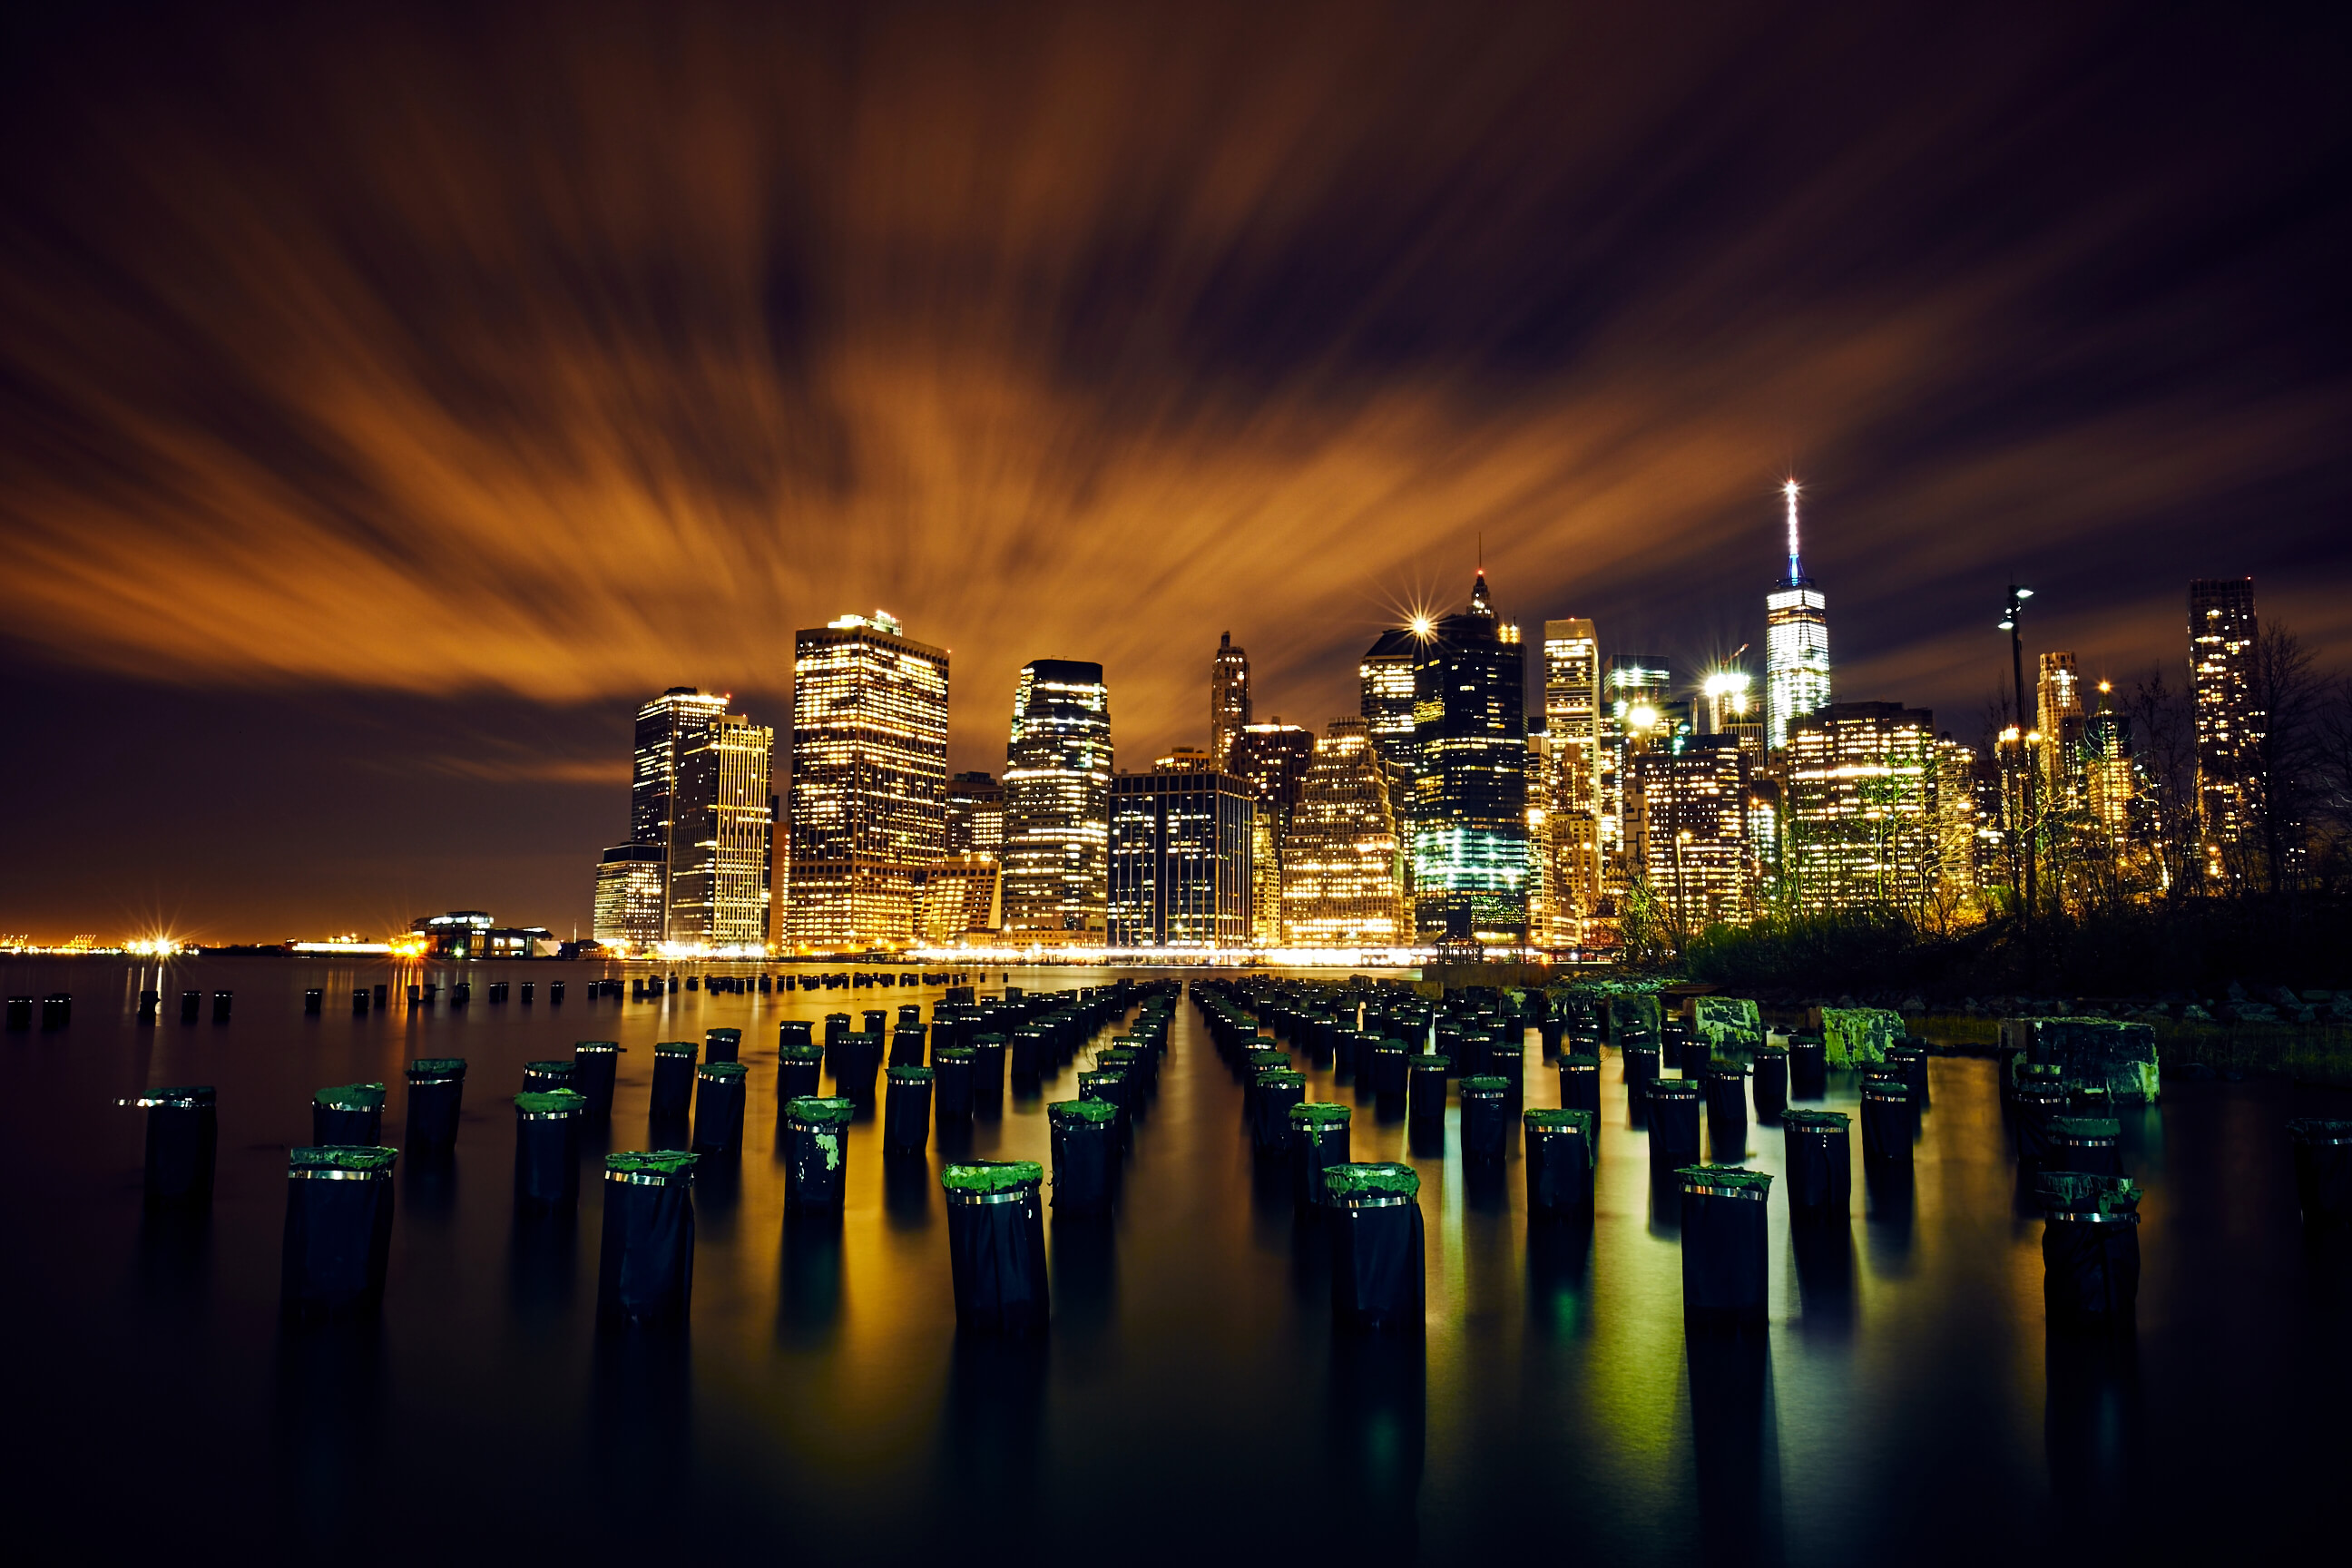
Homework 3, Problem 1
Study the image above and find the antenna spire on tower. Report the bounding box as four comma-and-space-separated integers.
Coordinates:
1783, 478, 1804, 585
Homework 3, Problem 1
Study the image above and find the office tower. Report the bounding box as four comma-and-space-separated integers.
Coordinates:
1782, 702, 1939, 914
665, 710, 775, 949
2189, 577, 2262, 879
1600, 654, 1677, 887
625, 687, 730, 933
592, 843, 667, 950
946, 771, 1005, 857
1108, 755, 1255, 946
1542, 619, 1602, 945
1281, 718, 1408, 947
1631, 735, 1751, 932
1210, 632, 1252, 768
1411, 570, 1530, 945
1001, 659, 1113, 943
2037, 650, 2086, 803
787, 611, 951, 951
1524, 720, 1553, 945
1358, 627, 1420, 806
915, 856, 1002, 945
1230, 721, 1317, 945
2082, 685, 2136, 846
1764, 481, 1832, 749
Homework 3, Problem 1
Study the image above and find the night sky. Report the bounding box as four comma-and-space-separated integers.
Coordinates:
3, 0, 2347, 941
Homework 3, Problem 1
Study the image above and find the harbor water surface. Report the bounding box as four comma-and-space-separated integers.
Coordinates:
4, 959, 2347, 1565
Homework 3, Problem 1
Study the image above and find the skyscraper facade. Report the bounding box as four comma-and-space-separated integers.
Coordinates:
946, 771, 1004, 857
1783, 701, 1938, 914
787, 611, 951, 951
1410, 572, 1529, 945
1600, 653, 1677, 891
1542, 618, 1602, 946
1631, 735, 1751, 933
1230, 720, 1317, 946
665, 710, 775, 949
1108, 756, 1254, 946
622, 686, 730, 936
1002, 659, 1113, 943
1764, 481, 1831, 750
2036, 650, 2085, 801
1280, 718, 1408, 948
1358, 627, 1419, 808
592, 842, 667, 950
1210, 632, 1252, 768
2189, 577, 2262, 880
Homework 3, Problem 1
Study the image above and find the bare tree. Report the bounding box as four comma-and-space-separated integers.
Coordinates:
2246, 623, 2325, 894
2122, 664, 2200, 898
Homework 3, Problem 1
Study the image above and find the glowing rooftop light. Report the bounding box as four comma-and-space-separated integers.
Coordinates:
1409, 616, 1434, 637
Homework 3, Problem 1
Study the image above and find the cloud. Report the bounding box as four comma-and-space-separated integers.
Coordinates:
1, 0, 2346, 777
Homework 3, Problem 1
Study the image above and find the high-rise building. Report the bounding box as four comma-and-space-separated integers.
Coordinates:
2082, 685, 2136, 847
1230, 720, 1317, 946
787, 611, 951, 952
1631, 735, 1751, 933
1601, 653, 1678, 888
624, 687, 731, 934
1524, 720, 1553, 945
2189, 577, 2262, 879
592, 843, 667, 950
1764, 481, 1832, 750
946, 771, 1004, 857
1542, 619, 1602, 945
1210, 632, 1252, 769
1281, 718, 1408, 948
1108, 755, 1254, 946
2036, 650, 2086, 802
1411, 571, 1529, 946
1934, 736, 1984, 904
1782, 701, 1938, 914
1358, 627, 1420, 808
665, 709, 775, 950
1002, 659, 1113, 943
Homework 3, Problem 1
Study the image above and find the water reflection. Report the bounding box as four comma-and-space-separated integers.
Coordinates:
1326, 1336, 1425, 1554
273, 1318, 385, 1548
2043, 1329, 2143, 1553
1525, 1219, 1593, 1340
590, 1329, 693, 1545
1788, 1222, 1856, 1341
778, 1209, 844, 1348
1685, 1330, 1781, 1567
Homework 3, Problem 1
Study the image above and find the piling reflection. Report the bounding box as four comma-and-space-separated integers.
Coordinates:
778, 1208, 844, 1348
2043, 1329, 2143, 1553
589, 1329, 693, 1544
882, 1152, 933, 1230
1789, 1222, 1857, 1341
1685, 1330, 1781, 1567
1525, 1218, 1593, 1339
1326, 1335, 1425, 1553
936, 1334, 1047, 1534
273, 1318, 385, 1549
1048, 1214, 1115, 1348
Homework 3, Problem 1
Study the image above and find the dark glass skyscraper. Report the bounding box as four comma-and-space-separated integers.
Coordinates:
1410, 571, 1529, 945
1108, 756, 1254, 946
1002, 659, 1113, 943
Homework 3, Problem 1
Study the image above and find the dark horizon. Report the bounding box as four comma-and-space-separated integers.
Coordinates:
4, 0, 2348, 939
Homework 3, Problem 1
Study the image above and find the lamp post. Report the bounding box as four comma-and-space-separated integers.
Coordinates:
1999, 584, 2036, 921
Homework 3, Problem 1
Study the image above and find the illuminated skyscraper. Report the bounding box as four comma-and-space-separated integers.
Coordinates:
2082, 686, 2136, 847
1002, 660, 1113, 943
1210, 632, 1252, 769
593, 843, 667, 950
787, 611, 951, 951
666, 710, 775, 949
623, 686, 730, 933
1281, 718, 1408, 947
1358, 627, 1420, 807
1631, 736, 1751, 933
1229, 720, 1317, 945
946, 771, 1004, 857
2037, 650, 2085, 801
1411, 571, 1529, 946
1600, 653, 1677, 888
2189, 577, 2262, 878
1764, 481, 1832, 750
1542, 619, 1602, 945
1108, 755, 1254, 946
1782, 701, 1938, 914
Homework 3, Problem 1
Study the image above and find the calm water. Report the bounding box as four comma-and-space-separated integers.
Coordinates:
3, 958, 2348, 1566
